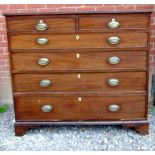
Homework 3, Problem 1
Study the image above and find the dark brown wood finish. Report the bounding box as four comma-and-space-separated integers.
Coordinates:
6, 14, 149, 32
11, 51, 147, 71
145, 13, 152, 120
13, 72, 146, 92
79, 14, 149, 29
3, 11, 152, 16
10, 33, 148, 49
14, 121, 149, 136
4, 11, 151, 136
7, 16, 76, 31
13, 91, 147, 97
14, 95, 146, 121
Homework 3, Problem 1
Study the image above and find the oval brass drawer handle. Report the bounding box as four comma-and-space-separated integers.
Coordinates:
108, 56, 120, 65
107, 18, 120, 29
107, 36, 120, 45
108, 78, 119, 87
108, 104, 120, 112
35, 20, 48, 31
40, 79, 52, 87
37, 58, 50, 66
41, 105, 53, 113
36, 38, 48, 45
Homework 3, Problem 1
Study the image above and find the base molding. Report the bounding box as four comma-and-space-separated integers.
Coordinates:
14, 120, 149, 136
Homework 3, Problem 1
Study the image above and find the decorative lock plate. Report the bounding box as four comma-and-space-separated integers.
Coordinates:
107, 36, 120, 45
108, 56, 120, 65
36, 38, 48, 45
107, 18, 120, 29
41, 105, 53, 113
35, 20, 48, 31
37, 58, 50, 66
108, 104, 120, 112
40, 79, 52, 87
108, 78, 119, 87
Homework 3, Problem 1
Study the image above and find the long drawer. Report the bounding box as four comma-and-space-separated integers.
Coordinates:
10, 33, 148, 49
14, 95, 146, 121
11, 51, 147, 71
13, 72, 146, 92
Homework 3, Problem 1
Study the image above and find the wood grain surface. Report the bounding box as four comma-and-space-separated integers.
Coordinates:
11, 51, 147, 71
7, 16, 76, 31
14, 95, 146, 121
13, 72, 146, 92
10, 33, 148, 49
79, 14, 149, 29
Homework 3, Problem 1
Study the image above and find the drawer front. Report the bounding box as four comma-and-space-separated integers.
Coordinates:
12, 51, 147, 71
13, 72, 146, 92
10, 33, 148, 49
14, 95, 146, 121
7, 16, 75, 31
79, 14, 149, 29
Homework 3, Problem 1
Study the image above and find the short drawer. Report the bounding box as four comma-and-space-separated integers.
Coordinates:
14, 95, 146, 121
11, 51, 147, 71
79, 14, 149, 29
7, 16, 75, 31
10, 33, 148, 49
13, 72, 146, 92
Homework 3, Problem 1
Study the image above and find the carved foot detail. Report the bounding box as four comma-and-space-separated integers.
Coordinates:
135, 124, 149, 135
15, 124, 39, 136
15, 125, 29, 136
122, 123, 149, 135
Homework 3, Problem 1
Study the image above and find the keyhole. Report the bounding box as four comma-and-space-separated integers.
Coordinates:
76, 53, 80, 59
76, 35, 80, 40
77, 74, 81, 79
78, 97, 82, 102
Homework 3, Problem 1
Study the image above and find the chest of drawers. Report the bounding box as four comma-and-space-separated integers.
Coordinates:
4, 11, 151, 136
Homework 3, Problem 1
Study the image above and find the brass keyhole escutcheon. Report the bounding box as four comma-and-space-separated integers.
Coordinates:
77, 74, 81, 79
76, 35, 80, 40
78, 97, 82, 102
76, 53, 80, 59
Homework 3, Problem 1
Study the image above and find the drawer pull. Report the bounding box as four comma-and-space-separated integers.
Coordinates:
108, 104, 120, 112
108, 56, 120, 65
36, 38, 48, 45
41, 105, 53, 113
108, 78, 119, 87
37, 58, 50, 66
108, 18, 120, 29
40, 79, 52, 87
35, 20, 48, 31
107, 36, 120, 45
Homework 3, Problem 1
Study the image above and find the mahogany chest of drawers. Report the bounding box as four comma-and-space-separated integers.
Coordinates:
4, 11, 151, 136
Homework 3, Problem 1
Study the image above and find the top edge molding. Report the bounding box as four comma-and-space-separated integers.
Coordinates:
3, 11, 152, 16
